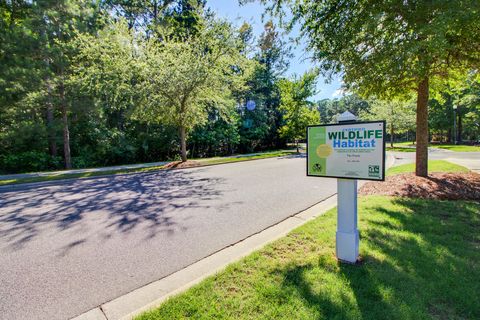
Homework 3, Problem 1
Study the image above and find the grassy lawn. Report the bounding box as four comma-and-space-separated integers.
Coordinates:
0, 165, 167, 187
0, 150, 296, 186
386, 142, 416, 152
136, 196, 480, 320
199, 151, 296, 166
387, 143, 480, 152
387, 160, 469, 176
386, 146, 416, 152
431, 144, 480, 152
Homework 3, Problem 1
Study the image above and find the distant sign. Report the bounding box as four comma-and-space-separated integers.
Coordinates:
246, 100, 256, 111
307, 121, 385, 181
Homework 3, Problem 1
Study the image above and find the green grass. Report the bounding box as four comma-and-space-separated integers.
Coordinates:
386, 160, 469, 176
430, 144, 480, 152
393, 141, 416, 147
386, 146, 416, 152
0, 151, 296, 186
387, 143, 480, 152
386, 142, 416, 152
136, 196, 480, 320
0, 165, 167, 186
199, 151, 296, 166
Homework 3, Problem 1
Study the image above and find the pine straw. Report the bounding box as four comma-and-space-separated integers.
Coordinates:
163, 160, 201, 169
359, 172, 480, 200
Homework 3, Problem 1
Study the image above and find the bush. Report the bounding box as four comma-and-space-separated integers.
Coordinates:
0, 151, 63, 174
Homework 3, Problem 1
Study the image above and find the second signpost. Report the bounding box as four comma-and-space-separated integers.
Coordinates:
307, 111, 386, 263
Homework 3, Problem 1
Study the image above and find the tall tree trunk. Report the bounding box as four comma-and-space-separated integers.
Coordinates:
46, 79, 57, 157
415, 77, 429, 177
296, 139, 299, 153
153, 0, 158, 23
180, 126, 187, 162
59, 82, 71, 169
390, 123, 394, 148
46, 104, 57, 157
457, 112, 463, 143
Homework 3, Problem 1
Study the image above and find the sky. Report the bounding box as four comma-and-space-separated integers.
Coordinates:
206, 0, 343, 100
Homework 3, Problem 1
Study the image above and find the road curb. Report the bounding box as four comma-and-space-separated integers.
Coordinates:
71, 153, 396, 320
71, 195, 338, 320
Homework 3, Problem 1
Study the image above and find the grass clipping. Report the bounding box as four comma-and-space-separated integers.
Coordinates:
360, 172, 480, 200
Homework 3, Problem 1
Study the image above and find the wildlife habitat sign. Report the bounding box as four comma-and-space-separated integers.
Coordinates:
307, 121, 386, 181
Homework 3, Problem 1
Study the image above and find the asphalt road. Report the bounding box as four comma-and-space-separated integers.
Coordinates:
0, 155, 337, 320
389, 148, 480, 171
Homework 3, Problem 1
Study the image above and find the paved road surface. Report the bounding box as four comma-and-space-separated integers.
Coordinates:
389, 148, 480, 172
0, 155, 337, 320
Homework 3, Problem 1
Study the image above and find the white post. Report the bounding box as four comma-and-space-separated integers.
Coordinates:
336, 111, 359, 263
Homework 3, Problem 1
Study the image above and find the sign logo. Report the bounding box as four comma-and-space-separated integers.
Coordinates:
368, 165, 380, 177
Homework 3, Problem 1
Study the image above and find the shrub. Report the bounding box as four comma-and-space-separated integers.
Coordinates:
0, 151, 63, 174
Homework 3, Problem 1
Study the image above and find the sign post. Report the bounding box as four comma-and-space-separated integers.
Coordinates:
336, 111, 359, 263
306, 111, 385, 263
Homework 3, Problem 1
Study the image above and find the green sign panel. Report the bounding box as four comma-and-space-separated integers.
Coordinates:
307, 121, 386, 181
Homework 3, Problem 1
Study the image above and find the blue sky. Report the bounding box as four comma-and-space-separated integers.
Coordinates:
206, 0, 343, 100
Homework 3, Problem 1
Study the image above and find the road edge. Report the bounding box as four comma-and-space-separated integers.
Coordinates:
0, 152, 297, 191
71, 195, 338, 320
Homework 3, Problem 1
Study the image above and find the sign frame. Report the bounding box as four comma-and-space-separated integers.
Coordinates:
306, 120, 386, 181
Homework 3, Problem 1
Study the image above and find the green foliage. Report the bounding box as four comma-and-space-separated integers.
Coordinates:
278, 70, 319, 145
360, 99, 416, 145
0, 151, 62, 174
317, 94, 370, 123
134, 19, 251, 130
189, 107, 240, 157
263, 0, 480, 98
2, 1, 477, 173
259, 0, 480, 177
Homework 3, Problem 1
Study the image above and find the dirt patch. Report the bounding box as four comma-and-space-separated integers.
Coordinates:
359, 172, 480, 200
163, 160, 201, 169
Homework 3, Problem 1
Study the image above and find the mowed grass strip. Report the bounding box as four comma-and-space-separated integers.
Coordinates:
0, 151, 296, 186
387, 160, 469, 176
386, 143, 480, 152
136, 196, 480, 320
431, 144, 480, 152
386, 146, 416, 152
0, 166, 167, 186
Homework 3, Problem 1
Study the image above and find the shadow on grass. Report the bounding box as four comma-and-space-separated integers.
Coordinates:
277, 198, 479, 319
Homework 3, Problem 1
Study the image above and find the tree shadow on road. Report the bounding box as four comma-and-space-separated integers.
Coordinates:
0, 169, 227, 250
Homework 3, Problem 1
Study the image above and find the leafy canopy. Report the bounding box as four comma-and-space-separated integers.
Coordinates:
133, 18, 254, 131
251, 0, 480, 98
278, 70, 319, 142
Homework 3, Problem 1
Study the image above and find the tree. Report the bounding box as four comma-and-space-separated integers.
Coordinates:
236, 20, 291, 152
0, 0, 102, 169
134, 19, 253, 161
254, 21, 291, 149
317, 94, 370, 124
257, 0, 480, 176
278, 70, 319, 152
103, 0, 206, 36
361, 99, 416, 147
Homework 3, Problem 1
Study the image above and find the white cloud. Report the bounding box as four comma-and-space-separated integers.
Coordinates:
331, 88, 346, 98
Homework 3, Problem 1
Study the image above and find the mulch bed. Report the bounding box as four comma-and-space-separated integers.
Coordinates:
359, 172, 480, 200
163, 160, 202, 169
